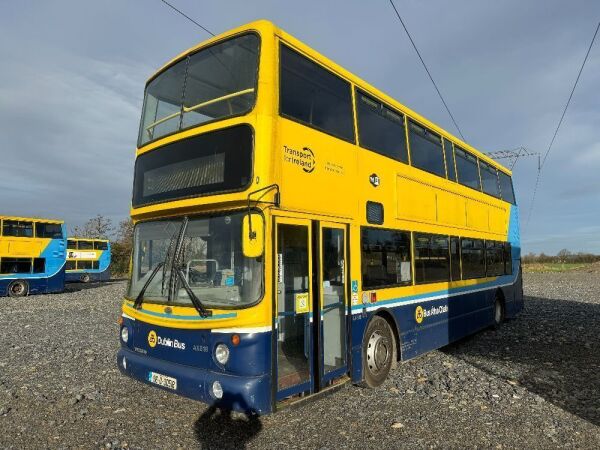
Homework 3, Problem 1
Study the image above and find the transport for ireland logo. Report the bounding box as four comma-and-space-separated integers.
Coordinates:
283, 145, 315, 173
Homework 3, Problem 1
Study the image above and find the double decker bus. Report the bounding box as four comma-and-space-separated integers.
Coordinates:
118, 21, 523, 414
66, 238, 111, 283
0, 216, 66, 297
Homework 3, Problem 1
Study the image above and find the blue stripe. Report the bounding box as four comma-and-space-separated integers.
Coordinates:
130, 306, 237, 321
351, 264, 520, 312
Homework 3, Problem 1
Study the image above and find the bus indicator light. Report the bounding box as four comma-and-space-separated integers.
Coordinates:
231, 334, 240, 346
370, 292, 377, 303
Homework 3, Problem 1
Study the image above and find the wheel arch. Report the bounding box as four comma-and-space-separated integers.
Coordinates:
366, 308, 402, 361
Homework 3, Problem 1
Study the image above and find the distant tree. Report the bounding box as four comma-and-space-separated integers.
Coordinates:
557, 248, 571, 263
71, 214, 114, 239
111, 218, 134, 276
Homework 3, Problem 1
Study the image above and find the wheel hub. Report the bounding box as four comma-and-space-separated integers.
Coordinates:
367, 330, 390, 374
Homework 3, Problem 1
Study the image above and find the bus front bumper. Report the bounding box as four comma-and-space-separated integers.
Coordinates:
117, 348, 272, 414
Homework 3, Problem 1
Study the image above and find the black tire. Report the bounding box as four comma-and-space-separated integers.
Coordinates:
80, 273, 91, 283
362, 316, 395, 387
8, 280, 29, 297
493, 294, 505, 328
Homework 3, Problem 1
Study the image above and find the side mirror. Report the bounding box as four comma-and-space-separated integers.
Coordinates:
242, 213, 264, 258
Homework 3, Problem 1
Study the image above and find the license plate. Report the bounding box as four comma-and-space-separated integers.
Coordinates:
148, 371, 177, 390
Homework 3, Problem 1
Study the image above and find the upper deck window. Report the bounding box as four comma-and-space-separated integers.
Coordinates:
35, 223, 63, 239
2, 220, 33, 238
139, 33, 260, 147
455, 147, 481, 191
480, 161, 501, 198
498, 171, 516, 204
280, 45, 355, 142
408, 121, 446, 178
94, 241, 109, 250
356, 90, 408, 163
78, 241, 94, 250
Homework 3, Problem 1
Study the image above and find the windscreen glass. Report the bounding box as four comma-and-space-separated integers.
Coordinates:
128, 212, 263, 309
139, 33, 259, 146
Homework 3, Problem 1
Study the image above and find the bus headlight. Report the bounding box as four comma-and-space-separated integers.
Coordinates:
212, 381, 223, 399
121, 327, 129, 343
215, 343, 230, 365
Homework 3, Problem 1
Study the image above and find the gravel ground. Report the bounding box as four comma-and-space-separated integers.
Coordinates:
1, 273, 599, 449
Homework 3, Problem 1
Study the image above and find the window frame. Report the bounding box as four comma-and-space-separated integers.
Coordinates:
138, 31, 262, 148
498, 170, 517, 204
360, 226, 413, 290
413, 232, 451, 285
454, 146, 483, 192
443, 138, 457, 182
479, 160, 501, 198
355, 88, 409, 163
460, 237, 486, 279
407, 119, 446, 178
279, 42, 356, 144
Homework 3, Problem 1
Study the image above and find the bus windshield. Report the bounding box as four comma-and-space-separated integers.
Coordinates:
139, 33, 260, 146
128, 212, 263, 309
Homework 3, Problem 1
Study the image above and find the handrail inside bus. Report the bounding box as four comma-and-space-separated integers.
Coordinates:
144, 88, 255, 136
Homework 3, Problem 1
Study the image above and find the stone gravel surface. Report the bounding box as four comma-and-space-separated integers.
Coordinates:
1, 273, 599, 449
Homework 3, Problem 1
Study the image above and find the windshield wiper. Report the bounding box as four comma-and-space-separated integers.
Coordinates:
175, 268, 212, 317
168, 216, 212, 317
133, 262, 164, 310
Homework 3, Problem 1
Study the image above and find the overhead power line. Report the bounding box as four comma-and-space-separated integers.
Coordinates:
388, 0, 466, 141
525, 21, 600, 229
160, 0, 215, 36
486, 147, 541, 171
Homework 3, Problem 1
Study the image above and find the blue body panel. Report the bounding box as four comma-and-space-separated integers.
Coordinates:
65, 266, 111, 282
118, 317, 272, 414
0, 226, 66, 296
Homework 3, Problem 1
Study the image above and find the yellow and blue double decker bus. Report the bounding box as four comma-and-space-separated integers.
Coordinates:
0, 216, 66, 297
118, 21, 523, 414
66, 238, 111, 283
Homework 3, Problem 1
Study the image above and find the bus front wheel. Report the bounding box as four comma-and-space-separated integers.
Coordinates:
362, 316, 395, 387
80, 273, 90, 283
8, 280, 28, 297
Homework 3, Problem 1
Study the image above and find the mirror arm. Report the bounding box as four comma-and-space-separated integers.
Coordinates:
246, 184, 280, 238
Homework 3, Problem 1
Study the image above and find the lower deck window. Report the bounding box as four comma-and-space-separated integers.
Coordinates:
66, 260, 76, 270
77, 260, 93, 270
33, 258, 45, 273
461, 238, 486, 279
414, 233, 449, 284
486, 241, 504, 276
0, 258, 32, 274
361, 227, 412, 288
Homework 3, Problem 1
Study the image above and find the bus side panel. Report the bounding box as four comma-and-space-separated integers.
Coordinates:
349, 282, 520, 383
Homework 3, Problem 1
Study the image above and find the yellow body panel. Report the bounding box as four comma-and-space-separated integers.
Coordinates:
124, 20, 514, 330
0, 215, 63, 261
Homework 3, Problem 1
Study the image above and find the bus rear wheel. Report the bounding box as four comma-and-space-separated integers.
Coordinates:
362, 316, 395, 387
8, 280, 28, 297
493, 295, 505, 328
80, 273, 91, 283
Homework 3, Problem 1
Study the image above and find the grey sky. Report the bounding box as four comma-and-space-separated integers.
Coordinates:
1, 1, 598, 254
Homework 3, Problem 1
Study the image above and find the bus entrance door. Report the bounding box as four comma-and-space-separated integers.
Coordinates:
317, 222, 348, 386
275, 218, 349, 402
275, 218, 313, 399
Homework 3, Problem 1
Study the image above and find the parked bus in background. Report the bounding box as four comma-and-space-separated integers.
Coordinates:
117, 21, 523, 414
66, 238, 111, 283
0, 216, 66, 297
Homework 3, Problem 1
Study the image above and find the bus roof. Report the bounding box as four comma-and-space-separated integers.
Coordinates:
68, 237, 110, 242
0, 215, 64, 224
148, 19, 511, 176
